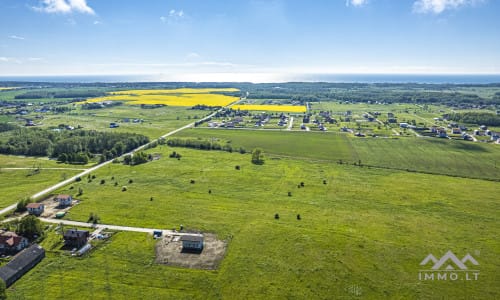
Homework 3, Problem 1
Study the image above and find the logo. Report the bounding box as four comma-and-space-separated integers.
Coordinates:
418, 250, 479, 281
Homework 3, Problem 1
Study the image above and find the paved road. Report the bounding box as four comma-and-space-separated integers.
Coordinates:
287, 117, 294, 130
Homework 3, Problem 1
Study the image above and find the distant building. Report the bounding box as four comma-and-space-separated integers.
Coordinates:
0, 232, 29, 254
180, 234, 204, 251
399, 123, 409, 128
452, 128, 462, 134
0, 244, 45, 287
63, 229, 89, 248
26, 203, 44, 216
109, 122, 119, 128
55, 194, 72, 207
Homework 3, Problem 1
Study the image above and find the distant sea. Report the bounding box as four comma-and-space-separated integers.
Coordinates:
1, 74, 500, 84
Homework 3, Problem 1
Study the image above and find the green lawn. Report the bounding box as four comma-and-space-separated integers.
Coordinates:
8, 144, 496, 299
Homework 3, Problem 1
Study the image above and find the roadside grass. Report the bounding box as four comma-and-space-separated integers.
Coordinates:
174, 128, 500, 180
8, 145, 499, 299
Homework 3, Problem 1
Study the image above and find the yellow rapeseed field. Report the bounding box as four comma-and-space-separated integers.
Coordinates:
0, 87, 16, 91
232, 104, 307, 113
84, 88, 239, 107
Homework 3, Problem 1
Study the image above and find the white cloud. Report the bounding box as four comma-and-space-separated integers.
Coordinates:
413, 0, 483, 14
0, 57, 10, 62
93, 20, 102, 25
346, 0, 368, 7
9, 35, 25, 40
28, 57, 44, 62
186, 52, 201, 59
33, 0, 95, 15
161, 9, 185, 23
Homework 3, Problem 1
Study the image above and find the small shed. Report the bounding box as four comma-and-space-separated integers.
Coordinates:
180, 234, 204, 251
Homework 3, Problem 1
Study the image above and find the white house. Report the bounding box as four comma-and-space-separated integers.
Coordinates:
26, 203, 44, 216
55, 194, 72, 207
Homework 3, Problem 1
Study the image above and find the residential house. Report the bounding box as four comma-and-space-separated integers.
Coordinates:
452, 128, 462, 134
55, 194, 72, 207
0, 244, 45, 287
63, 229, 89, 248
0, 232, 29, 254
26, 203, 44, 216
180, 234, 204, 251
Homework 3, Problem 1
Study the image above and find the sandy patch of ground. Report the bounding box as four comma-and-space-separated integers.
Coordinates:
155, 233, 227, 270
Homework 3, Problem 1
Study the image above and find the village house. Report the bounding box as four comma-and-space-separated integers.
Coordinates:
0, 244, 45, 287
26, 203, 44, 216
180, 234, 204, 251
452, 128, 462, 134
63, 229, 89, 248
0, 231, 29, 254
55, 194, 72, 207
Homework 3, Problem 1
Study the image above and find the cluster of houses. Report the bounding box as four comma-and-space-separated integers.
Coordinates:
26, 194, 73, 217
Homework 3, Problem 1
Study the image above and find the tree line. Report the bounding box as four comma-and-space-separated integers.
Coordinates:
448, 112, 500, 126
0, 127, 149, 163
166, 137, 246, 154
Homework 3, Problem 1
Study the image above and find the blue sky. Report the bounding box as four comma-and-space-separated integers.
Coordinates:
1, 0, 499, 81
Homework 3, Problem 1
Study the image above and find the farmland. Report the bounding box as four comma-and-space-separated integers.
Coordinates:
0, 82, 499, 299
232, 104, 307, 113
174, 129, 500, 180
7, 142, 499, 299
84, 88, 240, 107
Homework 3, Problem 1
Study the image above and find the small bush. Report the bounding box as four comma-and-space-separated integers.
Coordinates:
288, 192, 292, 197
75, 177, 82, 182
235, 165, 240, 170
274, 213, 280, 220
122, 186, 127, 192
129, 179, 133, 184
100, 179, 105, 185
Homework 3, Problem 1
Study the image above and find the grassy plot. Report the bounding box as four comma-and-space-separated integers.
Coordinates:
0, 169, 80, 207
350, 137, 500, 180
174, 129, 500, 180
0, 154, 84, 169
174, 129, 356, 162
11, 146, 500, 299
232, 104, 306, 113
21, 105, 204, 139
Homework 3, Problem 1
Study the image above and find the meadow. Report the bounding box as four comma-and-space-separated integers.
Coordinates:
174, 129, 500, 180
232, 104, 307, 113
0, 168, 80, 208
84, 88, 240, 107
7, 143, 499, 299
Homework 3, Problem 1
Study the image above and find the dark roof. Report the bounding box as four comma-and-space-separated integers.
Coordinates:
0, 244, 45, 284
64, 229, 89, 239
180, 234, 204, 242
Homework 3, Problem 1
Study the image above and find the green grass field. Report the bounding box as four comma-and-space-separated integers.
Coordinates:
174, 128, 500, 180
0, 168, 80, 208
6, 142, 497, 299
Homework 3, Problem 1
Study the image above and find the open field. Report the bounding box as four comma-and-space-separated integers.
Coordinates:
0, 154, 85, 169
232, 104, 307, 113
174, 129, 500, 180
84, 88, 240, 107
0, 168, 80, 208
8, 144, 499, 299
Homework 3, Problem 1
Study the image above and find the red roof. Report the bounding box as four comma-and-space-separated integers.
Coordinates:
26, 203, 43, 209
0, 232, 25, 247
56, 194, 71, 200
